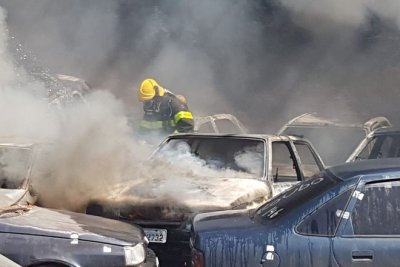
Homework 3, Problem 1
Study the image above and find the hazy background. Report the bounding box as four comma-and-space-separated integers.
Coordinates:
1, 0, 400, 131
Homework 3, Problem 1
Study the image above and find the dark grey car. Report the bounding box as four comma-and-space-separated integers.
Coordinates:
0, 140, 158, 267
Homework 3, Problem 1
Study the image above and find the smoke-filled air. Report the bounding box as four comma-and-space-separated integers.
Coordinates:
0, 0, 400, 212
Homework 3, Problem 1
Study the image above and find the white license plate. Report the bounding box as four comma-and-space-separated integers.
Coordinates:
144, 228, 167, 243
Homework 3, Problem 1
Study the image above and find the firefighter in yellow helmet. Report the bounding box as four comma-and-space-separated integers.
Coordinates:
138, 78, 194, 135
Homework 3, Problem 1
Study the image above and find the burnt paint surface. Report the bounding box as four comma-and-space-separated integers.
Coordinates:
0, 233, 126, 267
193, 160, 400, 267
0, 206, 144, 244
192, 178, 354, 266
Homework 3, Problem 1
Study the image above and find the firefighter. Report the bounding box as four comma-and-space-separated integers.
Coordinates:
137, 78, 194, 136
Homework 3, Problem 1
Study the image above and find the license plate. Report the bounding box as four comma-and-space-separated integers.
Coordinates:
144, 228, 167, 243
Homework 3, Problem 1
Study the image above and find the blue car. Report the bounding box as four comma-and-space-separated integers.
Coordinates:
191, 158, 400, 267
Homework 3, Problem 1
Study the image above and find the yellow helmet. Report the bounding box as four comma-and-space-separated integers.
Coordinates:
138, 78, 165, 102
176, 94, 187, 104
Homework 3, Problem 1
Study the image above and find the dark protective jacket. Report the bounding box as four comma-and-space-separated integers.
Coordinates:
139, 92, 194, 134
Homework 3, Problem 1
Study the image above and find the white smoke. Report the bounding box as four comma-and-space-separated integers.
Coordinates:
0, 147, 31, 189
0, 6, 269, 212
0, 7, 149, 210
154, 141, 261, 179
234, 145, 264, 176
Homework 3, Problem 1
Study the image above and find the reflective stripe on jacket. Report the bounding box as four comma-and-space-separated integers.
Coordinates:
174, 111, 193, 123
139, 120, 164, 129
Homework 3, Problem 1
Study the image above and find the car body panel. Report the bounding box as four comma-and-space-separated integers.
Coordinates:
0, 206, 143, 245
191, 159, 400, 267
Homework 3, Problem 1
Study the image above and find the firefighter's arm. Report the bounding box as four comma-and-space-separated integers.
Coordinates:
171, 103, 194, 133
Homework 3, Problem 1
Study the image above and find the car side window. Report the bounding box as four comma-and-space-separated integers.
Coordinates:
294, 142, 321, 179
296, 189, 353, 236
351, 180, 400, 235
271, 142, 300, 182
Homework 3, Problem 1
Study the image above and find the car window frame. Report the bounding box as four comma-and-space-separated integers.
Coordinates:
270, 140, 303, 183
295, 187, 355, 237
153, 135, 268, 179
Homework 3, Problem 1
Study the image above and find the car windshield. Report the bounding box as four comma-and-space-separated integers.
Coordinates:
283, 126, 365, 166
0, 146, 32, 189
255, 171, 341, 220
154, 137, 265, 178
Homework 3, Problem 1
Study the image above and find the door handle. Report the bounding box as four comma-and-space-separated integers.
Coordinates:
352, 250, 374, 261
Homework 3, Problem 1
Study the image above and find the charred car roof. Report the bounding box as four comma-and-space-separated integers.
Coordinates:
277, 113, 391, 132
370, 127, 400, 135
193, 113, 248, 134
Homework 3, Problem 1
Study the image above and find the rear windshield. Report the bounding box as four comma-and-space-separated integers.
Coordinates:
283, 126, 365, 166
154, 137, 265, 178
255, 172, 341, 220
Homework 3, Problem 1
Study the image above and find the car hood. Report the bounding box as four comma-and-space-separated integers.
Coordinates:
89, 177, 272, 221
0, 206, 144, 246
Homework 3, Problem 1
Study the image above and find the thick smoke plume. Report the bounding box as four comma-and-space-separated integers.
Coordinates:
280, 0, 400, 29
0, 5, 269, 212
0, 1, 400, 211
2, 0, 400, 132
0, 7, 147, 210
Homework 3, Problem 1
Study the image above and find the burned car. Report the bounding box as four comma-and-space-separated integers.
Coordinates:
86, 133, 325, 266
191, 158, 400, 267
0, 139, 158, 267
278, 113, 391, 166
348, 128, 400, 161
30, 72, 91, 107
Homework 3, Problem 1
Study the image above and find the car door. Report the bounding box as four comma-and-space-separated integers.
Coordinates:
270, 141, 302, 195
333, 178, 400, 266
